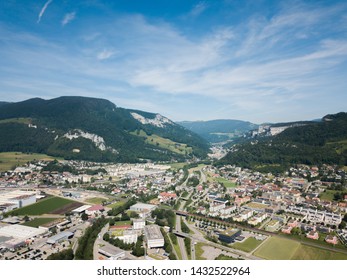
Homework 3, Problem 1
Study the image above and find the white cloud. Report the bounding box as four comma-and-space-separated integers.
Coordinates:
190, 2, 208, 17
37, 0, 53, 23
96, 49, 115, 60
62, 12, 76, 26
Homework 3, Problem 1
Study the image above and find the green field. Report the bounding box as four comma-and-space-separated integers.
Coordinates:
292, 244, 347, 260
114, 220, 132, 226
319, 190, 340, 201
207, 173, 237, 188
254, 237, 300, 259
231, 237, 263, 253
0, 152, 57, 172
22, 218, 57, 228
254, 236, 347, 260
108, 200, 126, 209
85, 197, 107, 204
169, 162, 187, 170
9, 197, 76, 216
131, 130, 193, 155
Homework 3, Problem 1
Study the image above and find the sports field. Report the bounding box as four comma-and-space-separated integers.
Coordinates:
254, 236, 347, 260
254, 236, 300, 259
10, 196, 79, 216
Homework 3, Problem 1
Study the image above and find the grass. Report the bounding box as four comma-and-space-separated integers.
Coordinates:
85, 197, 107, 204
231, 237, 263, 253
169, 162, 187, 170
319, 190, 340, 201
206, 172, 237, 188
292, 244, 347, 260
114, 220, 132, 226
9, 196, 76, 216
108, 200, 126, 209
254, 236, 347, 260
131, 130, 193, 155
22, 218, 57, 228
195, 242, 207, 260
215, 254, 238, 260
0, 152, 57, 172
254, 236, 300, 260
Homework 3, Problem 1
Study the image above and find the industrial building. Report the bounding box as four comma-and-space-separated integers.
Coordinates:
46, 231, 74, 245
218, 228, 242, 244
132, 219, 146, 230
0, 225, 48, 251
98, 243, 125, 260
0, 190, 37, 213
72, 205, 92, 214
130, 203, 157, 218
144, 224, 164, 249
0, 225, 47, 240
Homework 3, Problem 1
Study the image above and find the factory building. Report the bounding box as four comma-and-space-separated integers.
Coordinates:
0, 190, 37, 213
46, 231, 74, 245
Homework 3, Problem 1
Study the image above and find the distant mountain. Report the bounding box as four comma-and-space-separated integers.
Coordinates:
178, 119, 258, 143
218, 112, 347, 173
0, 96, 209, 162
0, 102, 10, 107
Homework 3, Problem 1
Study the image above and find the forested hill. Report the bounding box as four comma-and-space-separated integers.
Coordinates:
218, 112, 347, 172
178, 119, 257, 143
0, 96, 209, 162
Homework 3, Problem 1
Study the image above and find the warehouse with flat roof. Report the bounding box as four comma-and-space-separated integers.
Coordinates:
46, 231, 74, 245
144, 224, 164, 249
0, 225, 47, 239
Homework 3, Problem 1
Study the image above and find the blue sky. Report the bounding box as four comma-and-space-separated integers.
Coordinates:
0, 0, 346, 123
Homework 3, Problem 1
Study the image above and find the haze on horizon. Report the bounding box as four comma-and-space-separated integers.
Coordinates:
0, 0, 346, 124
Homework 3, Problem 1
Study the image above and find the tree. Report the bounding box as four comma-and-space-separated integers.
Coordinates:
81, 213, 89, 221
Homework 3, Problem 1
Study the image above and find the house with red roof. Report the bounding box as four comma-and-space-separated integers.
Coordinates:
85, 204, 105, 216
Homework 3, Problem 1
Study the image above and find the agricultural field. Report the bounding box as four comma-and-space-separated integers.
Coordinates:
231, 237, 263, 253
9, 196, 82, 216
0, 152, 57, 172
254, 236, 347, 260
22, 218, 57, 228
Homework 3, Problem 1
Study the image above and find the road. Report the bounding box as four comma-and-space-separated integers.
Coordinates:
176, 200, 189, 260
93, 223, 109, 260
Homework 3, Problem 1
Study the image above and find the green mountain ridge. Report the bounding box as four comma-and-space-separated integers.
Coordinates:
218, 112, 347, 172
0, 96, 209, 162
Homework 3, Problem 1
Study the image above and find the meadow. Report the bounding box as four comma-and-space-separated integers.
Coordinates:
0, 152, 56, 172
9, 196, 78, 216
254, 236, 347, 260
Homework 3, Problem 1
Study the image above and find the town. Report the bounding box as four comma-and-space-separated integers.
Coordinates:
0, 157, 346, 260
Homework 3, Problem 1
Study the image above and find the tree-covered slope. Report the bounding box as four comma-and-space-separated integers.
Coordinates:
0, 96, 209, 162
218, 112, 347, 171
